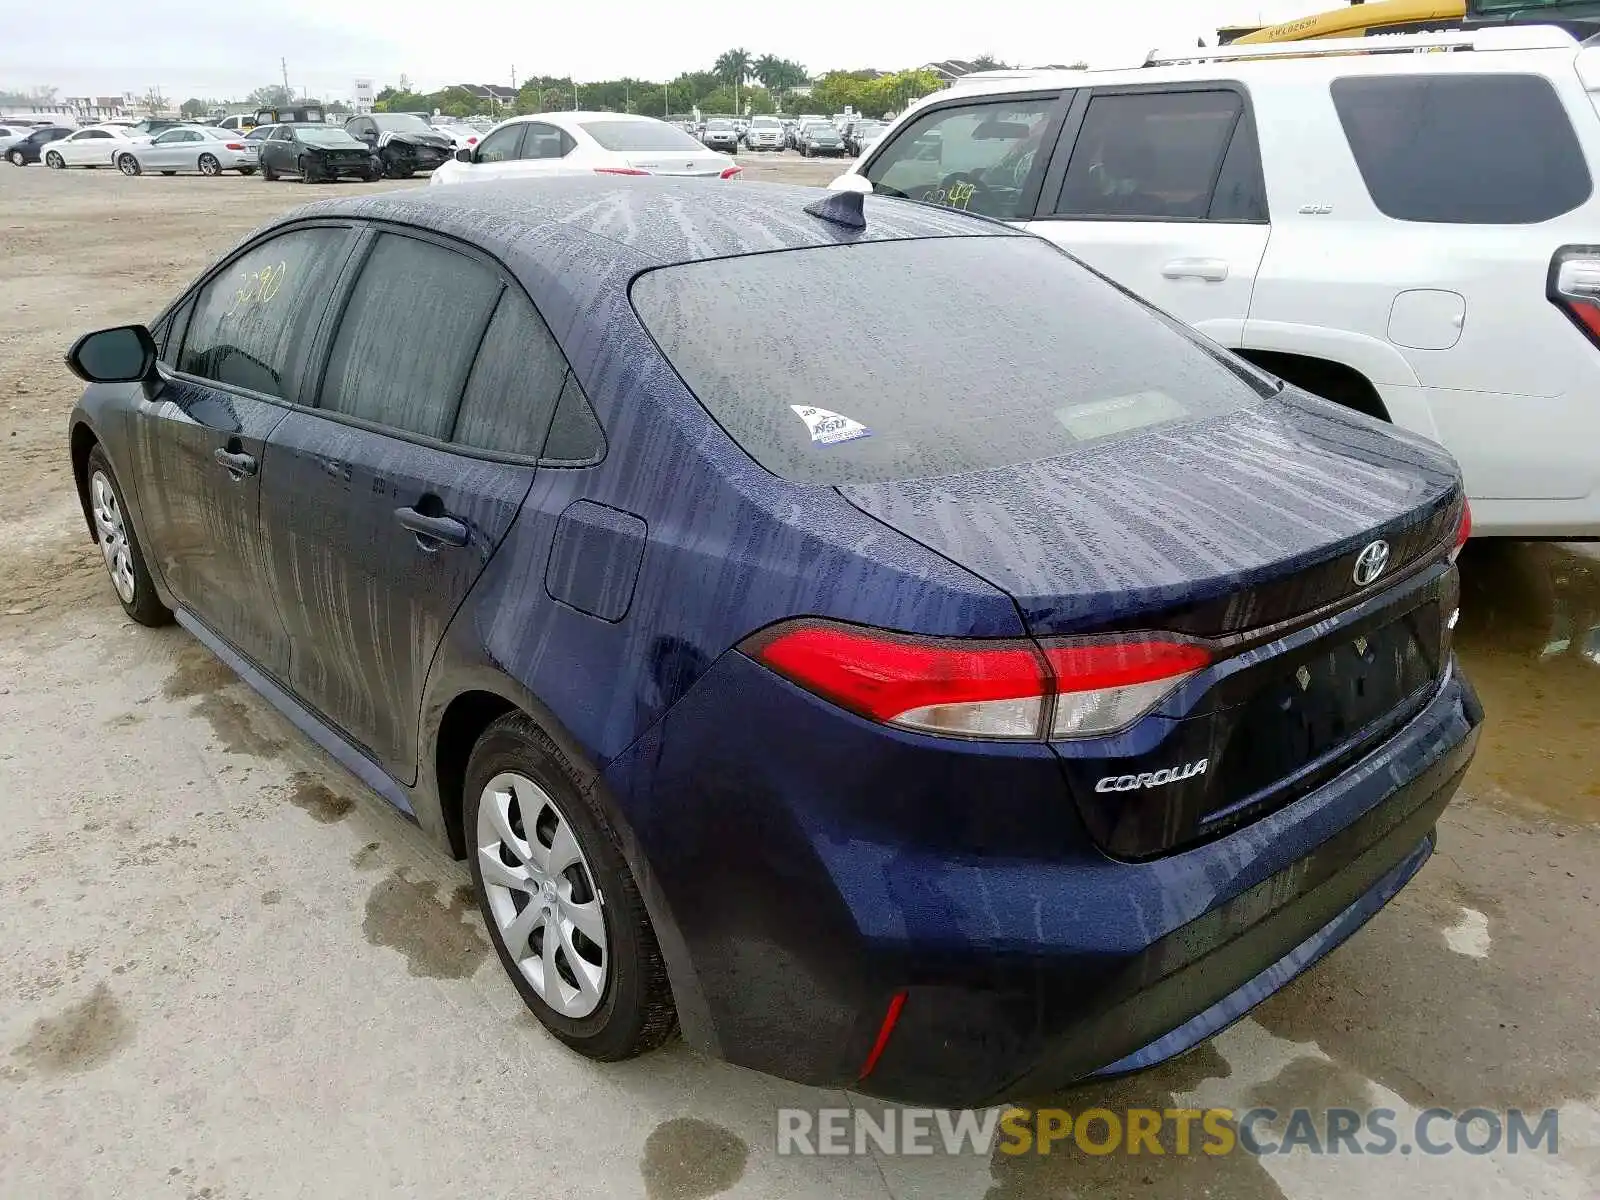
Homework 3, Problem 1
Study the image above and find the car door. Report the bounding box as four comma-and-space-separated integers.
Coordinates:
256, 125, 284, 172
1023, 86, 1270, 343
131, 222, 360, 676
259, 228, 555, 781
461, 121, 526, 181
145, 128, 190, 169
58, 130, 99, 165
501, 122, 578, 179
858, 92, 1069, 225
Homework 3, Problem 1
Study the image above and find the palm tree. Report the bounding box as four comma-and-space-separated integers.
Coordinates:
713, 47, 752, 113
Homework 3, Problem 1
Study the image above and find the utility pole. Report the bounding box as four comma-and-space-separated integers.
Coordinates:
663, 81, 669, 117
573, 78, 579, 110
625, 78, 630, 114
281, 57, 289, 99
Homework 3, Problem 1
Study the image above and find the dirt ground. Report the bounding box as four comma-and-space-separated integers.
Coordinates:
1, 158, 1597, 1200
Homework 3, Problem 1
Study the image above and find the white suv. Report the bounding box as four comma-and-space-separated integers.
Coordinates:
831, 25, 1600, 537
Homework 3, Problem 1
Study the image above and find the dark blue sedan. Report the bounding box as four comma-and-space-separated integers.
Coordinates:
63, 177, 1480, 1105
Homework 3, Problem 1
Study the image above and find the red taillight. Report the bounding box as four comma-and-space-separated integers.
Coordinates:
225, 142, 245, 150
594, 166, 649, 176
1451, 499, 1472, 562
467, 136, 478, 145
720, 165, 743, 179
1549, 246, 1600, 345
744, 620, 1209, 740
857, 990, 907, 1081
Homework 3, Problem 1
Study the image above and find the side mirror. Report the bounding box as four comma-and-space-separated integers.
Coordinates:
455, 147, 473, 163
828, 173, 872, 195
65, 325, 157, 384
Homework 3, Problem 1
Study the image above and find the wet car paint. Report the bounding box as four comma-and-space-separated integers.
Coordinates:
66, 177, 1480, 1106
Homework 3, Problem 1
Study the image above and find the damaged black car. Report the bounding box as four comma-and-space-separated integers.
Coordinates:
345, 113, 455, 178
257, 123, 379, 183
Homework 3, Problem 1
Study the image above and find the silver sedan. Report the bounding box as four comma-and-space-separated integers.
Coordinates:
114, 125, 259, 177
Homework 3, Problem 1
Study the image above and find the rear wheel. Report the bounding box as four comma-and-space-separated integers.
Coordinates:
7, 149, 23, 166
116, 154, 140, 176
237, 166, 255, 175
45, 150, 64, 169
465, 712, 676, 1061
198, 153, 221, 176
86, 447, 171, 627
261, 159, 278, 181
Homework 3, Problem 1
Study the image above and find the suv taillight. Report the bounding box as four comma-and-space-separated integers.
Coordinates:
743, 620, 1209, 741
1548, 246, 1600, 346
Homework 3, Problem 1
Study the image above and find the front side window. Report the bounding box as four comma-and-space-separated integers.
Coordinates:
452, 288, 567, 456
178, 226, 351, 399
1331, 73, 1590, 224
319, 234, 501, 439
244, 126, 271, 142
475, 123, 524, 162
865, 98, 1059, 221
1056, 90, 1245, 220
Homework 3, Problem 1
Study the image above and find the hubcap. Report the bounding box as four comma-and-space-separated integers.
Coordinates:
90, 471, 136, 604
476, 772, 607, 1018
201, 157, 218, 175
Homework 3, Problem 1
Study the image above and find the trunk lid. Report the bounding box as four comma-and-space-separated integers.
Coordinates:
626, 152, 730, 176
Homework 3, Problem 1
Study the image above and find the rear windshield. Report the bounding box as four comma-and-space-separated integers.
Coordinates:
581, 119, 705, 152
299, 127, 359, 146
631, 235, 1274, 486
1331, 73, 1591, 224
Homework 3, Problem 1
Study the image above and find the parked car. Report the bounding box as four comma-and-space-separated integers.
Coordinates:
64, 174, 1478, 1107
798, 121, 846, 157
4, 125, 71, 166
43, 124, 147, 169
742, 115, 785, 151
699, 118, 739, 153
0, 122, 45, 152
345, 113, 455, 178
844, 119, 886, 156
214, 114, 256, 134
430, 119, 482, 152
430, 112, 739, 186
833, 23, 1600, 537
255, 123, 377, 182
114, 125, 259, 176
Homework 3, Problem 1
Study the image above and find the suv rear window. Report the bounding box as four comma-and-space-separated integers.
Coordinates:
1331, 73, 1591, 224
631, 235, 1274, 486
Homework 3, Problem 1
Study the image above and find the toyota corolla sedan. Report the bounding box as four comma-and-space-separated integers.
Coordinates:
63, 178, 1480, 1106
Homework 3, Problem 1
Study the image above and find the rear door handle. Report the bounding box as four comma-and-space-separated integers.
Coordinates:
213, 448, 257, 477
1161, 257, 1229, 282
395, 505, 469, 548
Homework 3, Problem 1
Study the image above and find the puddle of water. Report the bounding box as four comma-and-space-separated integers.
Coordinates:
8, 982, 134, 1076
640, 1117, 749, 1200
1454, 542, 1600, 823
362, 870, 487, 979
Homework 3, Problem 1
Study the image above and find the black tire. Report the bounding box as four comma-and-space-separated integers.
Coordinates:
361, 169, 379, 182
117, 154, 141, 176
465, 712, 677, 1061
84, 446, 171, 628
45, 150, 64, 169
237, 167, 255, 175
7, 149, 24, 166
261, 159, 278, 181
198, 153, 221, 176
297, 155, 317, 183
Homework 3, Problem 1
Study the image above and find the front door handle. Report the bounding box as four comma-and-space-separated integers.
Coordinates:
395, 505, 469, 548
214, 447, 257, 477
1161, 257, 1229, 282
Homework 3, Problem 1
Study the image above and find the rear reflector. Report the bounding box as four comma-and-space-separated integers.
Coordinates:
744, 620, 1210, 740
594, 166, 649, 176
720, 165, 743, 179
1451, 499, 1472, 562
857, 990, 907, 1081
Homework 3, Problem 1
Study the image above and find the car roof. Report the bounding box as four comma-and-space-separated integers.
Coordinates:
501, 111, 664, 132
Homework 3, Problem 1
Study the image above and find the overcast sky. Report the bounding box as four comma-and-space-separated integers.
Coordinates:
2, 0, 1327, 103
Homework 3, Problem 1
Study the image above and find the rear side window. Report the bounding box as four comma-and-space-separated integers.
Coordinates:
1331, 74, 1591, 223
631, 236, 1273, 487
580, 120, 704, 152
179, 226, 349, 399
540, 376, 606, 465
319, 234, 501, 439
1056, 90, 1247, 220
452, 288, 566, 456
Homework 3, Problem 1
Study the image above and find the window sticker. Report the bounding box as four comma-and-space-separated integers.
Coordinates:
791, 405, 871, 446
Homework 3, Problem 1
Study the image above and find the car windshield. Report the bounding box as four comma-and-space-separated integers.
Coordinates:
372, 114, 432, 132
298, 126, 359, 146
752, 119, 781, 127
631, 236, 1275, 487
580, 120, 705, 152
706, 120, 733, 130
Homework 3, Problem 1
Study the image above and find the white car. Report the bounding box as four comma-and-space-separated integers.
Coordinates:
44, 125, 148, 169
743, 116, 785, 151
831, 25, 1600, 537
430, 120, 482, 152
430, 111, 740, 187
113, 125, 259, 176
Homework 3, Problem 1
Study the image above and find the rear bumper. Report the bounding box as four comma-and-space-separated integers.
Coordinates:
604, 650, 1480, 1108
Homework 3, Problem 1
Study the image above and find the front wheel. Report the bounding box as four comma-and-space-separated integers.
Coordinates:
116, 154, 140, 176
465, 712, 676, 1061
297, 155, 318, 183
45, 150, 64, 169
7, 149, 24, 166
261, 159, 278, 181
86, 446, 171, 627
198, 153, 221, 176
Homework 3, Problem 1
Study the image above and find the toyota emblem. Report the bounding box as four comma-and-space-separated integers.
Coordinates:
1353, 540, 1391, 587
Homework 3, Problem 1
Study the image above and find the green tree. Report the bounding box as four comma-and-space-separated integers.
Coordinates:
325, 99, 350, 115
713, 47, 752, 111
247, 84, 293, 108
140, 87, 167, 116
374, 86, 431, 114
179, 97, 209, 119
753, 55, 808, 108
970, 55, 1010, 71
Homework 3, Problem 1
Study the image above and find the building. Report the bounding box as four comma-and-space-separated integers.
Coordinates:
920, 60, 982, 85
454, 84, 518, 108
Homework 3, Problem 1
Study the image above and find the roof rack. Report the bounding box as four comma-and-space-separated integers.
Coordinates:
1144, 23, 1578, 67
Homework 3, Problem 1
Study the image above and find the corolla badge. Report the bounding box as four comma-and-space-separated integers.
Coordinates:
1095, 759, 1208, 793
1353, 539, 1392, 587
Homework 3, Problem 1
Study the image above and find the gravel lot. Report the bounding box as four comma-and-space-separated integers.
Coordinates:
1, 156, 1596, 1200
